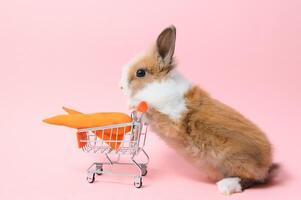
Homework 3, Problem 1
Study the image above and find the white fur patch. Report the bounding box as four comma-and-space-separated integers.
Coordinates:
130, 71, 191, 120
120, 54, 144, 96
217, 177, 242, 195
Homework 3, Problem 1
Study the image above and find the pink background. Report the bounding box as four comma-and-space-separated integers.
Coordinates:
0, 0, 300, 199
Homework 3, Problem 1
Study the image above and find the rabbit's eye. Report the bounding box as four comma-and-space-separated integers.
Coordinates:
136, 69, 146, 78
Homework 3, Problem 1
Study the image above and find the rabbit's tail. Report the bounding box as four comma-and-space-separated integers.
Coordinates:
240, 163, 280, 190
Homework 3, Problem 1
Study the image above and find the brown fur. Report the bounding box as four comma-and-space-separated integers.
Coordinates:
146, 86, 272, 182
127, 50, 174, 97
122, 26, 275, 190
126, 26, 176, 97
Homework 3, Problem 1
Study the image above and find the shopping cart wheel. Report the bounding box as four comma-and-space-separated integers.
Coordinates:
96, 166, 103, 175
87, 173, 95, 183
134, 177, 142, 188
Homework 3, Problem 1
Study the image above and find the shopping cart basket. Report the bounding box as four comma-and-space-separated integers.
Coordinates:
77, 102, 149, 188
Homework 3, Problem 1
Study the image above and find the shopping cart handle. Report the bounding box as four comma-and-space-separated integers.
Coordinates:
137, 101, 148, 113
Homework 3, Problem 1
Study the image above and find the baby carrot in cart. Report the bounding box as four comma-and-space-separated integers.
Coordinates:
43, 112, 132, 129
43, 108, 132, 150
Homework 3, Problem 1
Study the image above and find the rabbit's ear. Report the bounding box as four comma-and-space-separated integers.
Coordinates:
156, 25, 176, 65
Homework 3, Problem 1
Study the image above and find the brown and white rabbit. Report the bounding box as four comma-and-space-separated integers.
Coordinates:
120, 25, 277, 195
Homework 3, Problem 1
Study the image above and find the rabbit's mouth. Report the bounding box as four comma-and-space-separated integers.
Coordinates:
120, 84, 131, 97
119, 69, 131, 97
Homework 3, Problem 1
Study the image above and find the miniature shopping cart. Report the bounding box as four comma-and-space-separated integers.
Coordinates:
76, 103, 149, 188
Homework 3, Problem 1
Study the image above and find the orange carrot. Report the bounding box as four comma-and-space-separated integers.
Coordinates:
43, 110, 132, 150
62, 106, 83, 115
43, 112, 132, 129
